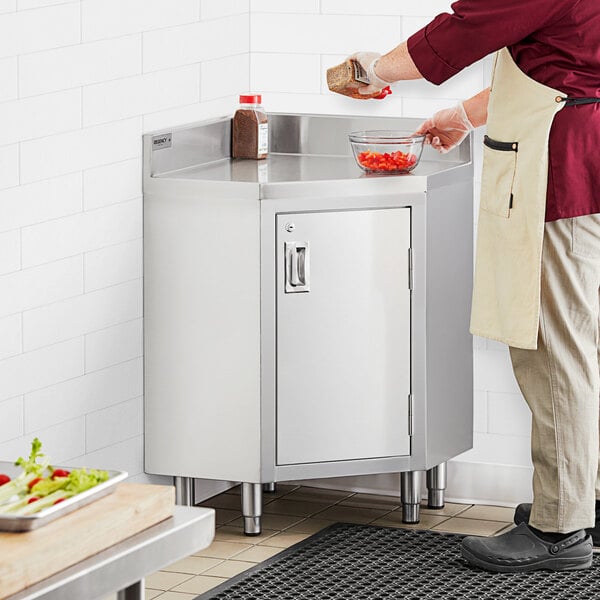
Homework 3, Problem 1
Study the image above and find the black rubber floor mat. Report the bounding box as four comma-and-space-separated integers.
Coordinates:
195, 522, 600, 599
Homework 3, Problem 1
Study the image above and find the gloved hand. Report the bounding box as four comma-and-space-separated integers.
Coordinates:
348, 51, 393, 96
414, 103, 474, 153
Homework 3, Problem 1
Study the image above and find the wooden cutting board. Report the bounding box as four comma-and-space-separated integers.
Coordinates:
0, 483, 174, 599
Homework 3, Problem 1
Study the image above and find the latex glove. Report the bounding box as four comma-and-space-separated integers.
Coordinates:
348, 51, 393, 96
414, 103, 474, 154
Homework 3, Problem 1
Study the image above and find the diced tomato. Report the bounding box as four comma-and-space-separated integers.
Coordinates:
357, 149, 417, 173
53, 498, 65, 505
0, 474, 10, 486
27, 497, 39, 504
52, 469, 70, 479
28, 477, 42, 490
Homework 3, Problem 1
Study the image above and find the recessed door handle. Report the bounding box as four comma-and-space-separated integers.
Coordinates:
285, 242, 310, 293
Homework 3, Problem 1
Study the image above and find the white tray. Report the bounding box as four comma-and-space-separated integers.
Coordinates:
0, 461, 127, 532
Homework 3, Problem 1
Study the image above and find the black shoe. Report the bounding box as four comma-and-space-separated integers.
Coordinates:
514, 503, 600, 546
461, 523, 592, 573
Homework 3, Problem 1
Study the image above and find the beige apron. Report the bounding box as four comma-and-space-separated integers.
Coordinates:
470, 47, 567, 350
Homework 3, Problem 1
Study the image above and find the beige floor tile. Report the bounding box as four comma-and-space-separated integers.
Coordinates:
193, 540, 253, 559
458, 505, 516, 522
215, 525, 279, 543
263, 483, 300, 497
171, 575, 228, 595
372, 512, 450, 530
314, 505, 391, 524
228, 513, 305, 531
214, 508, 240, 525
419, 502, 472, 517
232, 544, 283, 562
144, 591, 163, 600
283, 486, 353, 504
199, 493, 243, 511
158, 593, 198, 600
495, 523, 515, 535
431, 517, 509, 536
203, 560, 255, 578
285, 518, 336, 534
201, 490, 277, 510
145, 571, 193, 591
259, 531, 311, 548
225, 483, 299, 498
340, 493, 401, 511
263, 498, 333, 517
161, 556, 223, 575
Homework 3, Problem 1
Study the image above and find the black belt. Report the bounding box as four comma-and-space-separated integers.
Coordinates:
557, 96, 600, 106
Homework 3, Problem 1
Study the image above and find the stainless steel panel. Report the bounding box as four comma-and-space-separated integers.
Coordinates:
0, 462, 127, 532
276, 208, 411, 465
147, 113, 470, 180
9, 506, 214, 600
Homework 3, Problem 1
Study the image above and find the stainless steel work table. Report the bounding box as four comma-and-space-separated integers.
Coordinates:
7, 506, 215, 600
144, 112, 474, 534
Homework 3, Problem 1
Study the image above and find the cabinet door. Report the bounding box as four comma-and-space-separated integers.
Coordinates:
276, 208, 411, 465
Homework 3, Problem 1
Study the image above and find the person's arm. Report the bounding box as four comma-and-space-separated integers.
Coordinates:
463, 87, 490, 128
351, 42, 423, 96
414, 88, 490, 154
350, 0, 576, 94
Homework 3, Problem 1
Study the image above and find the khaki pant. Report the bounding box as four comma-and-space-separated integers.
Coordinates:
509, 214, 600, 533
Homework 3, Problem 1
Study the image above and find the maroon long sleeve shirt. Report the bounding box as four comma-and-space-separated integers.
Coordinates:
407, 0, 600, 222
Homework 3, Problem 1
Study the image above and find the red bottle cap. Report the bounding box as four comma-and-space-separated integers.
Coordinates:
239, 94, 262, 104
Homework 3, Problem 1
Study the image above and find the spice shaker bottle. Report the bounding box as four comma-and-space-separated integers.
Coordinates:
327, 59, 392, 100
232, 94, 269, 160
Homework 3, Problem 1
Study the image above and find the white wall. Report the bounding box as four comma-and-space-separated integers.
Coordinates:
0, 0, 250, 482
0, 0, 532, 503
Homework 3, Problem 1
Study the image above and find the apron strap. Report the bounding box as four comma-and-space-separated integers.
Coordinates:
557, 96, 600, 106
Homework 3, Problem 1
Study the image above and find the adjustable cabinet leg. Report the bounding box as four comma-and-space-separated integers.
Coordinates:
174, 476, 195, 506
117, 579, 144, 600
426, 462, 447, 509
401, 471, 421, 524
241, 482, 262, 536
263, 483, 277, 493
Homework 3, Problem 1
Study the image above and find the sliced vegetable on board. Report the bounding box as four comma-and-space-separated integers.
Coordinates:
0, 438, 109, 516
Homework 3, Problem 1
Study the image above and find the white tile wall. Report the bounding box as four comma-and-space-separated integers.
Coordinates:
24, 358, 143, 432
84, 319, 143, 373
0, 144, 19, 190
21, 197, 142, 267
0, 2, 250, 480
0, 57, 17, 102
0, 1, 529, 499
84, 239, 143, 292
0, 230, 20, 275
143, 14, 249, 72
81, 0, 199, 42
83, 159, 141, 210
0, 315, 21, 360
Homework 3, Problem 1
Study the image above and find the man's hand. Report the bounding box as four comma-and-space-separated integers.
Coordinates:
348, 51, 392, 95
414, 103, 474, 154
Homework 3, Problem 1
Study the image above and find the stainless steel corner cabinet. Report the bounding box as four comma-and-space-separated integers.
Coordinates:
143, 113, 474, 535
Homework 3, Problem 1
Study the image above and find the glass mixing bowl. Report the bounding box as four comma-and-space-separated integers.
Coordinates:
349, 130, 425, 174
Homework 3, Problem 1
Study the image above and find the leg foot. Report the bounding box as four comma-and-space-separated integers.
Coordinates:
263, 482, 277, 493
117, 579, 144, 600
174, 476, 195, 506
426, 462, 447, 509
401, 471, 421, 524
241, 482, 262, 536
